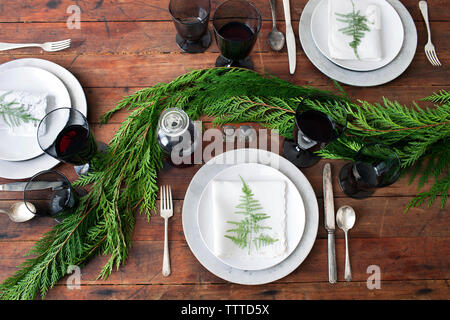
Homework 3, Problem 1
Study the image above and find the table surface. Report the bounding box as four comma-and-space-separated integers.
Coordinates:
0, 0, 449, 300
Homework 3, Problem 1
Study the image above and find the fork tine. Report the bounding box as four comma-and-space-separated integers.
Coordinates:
160, 186, 163, 211
431, 50, 442, 66
168, 186, 172, 210
425, 50, 437, 66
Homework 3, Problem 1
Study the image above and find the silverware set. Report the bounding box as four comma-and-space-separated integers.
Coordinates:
323, 163, 357, 283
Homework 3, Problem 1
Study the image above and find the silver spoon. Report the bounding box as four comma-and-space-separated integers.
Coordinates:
336, 205, 356, 282
268, 0, 285, 51
0, 202, 36, 223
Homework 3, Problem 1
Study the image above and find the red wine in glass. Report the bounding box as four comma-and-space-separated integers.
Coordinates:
54, 125, 97, 166
212, 0, 261, 69
283, 95, 348, 168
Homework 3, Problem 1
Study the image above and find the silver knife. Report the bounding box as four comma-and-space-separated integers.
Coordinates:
282, 0, 296, 74
0, 181, 64, 192
323, 163, 337, 283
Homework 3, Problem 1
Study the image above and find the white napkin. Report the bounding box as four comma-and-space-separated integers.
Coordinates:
212, 179, 287, 260
0, 90, 48, 136
328, 0, 382, 61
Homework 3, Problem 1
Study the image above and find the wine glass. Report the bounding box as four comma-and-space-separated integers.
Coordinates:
212, 0, 262, 69
338, 143, 402, 199
23, 170, 79, 220
283, 94, 348, 168
37, 108, 104, 177
169, 0, 212, 53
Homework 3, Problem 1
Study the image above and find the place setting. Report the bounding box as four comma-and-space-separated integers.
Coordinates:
300, 0, 419, 86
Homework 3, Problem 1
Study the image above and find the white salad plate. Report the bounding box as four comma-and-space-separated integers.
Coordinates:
0, 66, 72, 161
183, 148, 319, 285
311, 0, 404, 72
0, 59, 87, 179
299, 0, 417, 86
197, 162, 306, 271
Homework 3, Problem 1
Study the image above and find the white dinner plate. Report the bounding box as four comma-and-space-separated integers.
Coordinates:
0, 66, 72, 161
183, 148, 319, 285
299, 0, 417, 86
0, 59, 87, 179
197, 163, 306, 271
311, 0, 404, 72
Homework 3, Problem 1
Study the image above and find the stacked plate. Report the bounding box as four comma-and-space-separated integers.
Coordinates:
0, 59, 87, 179
182, 148, 319, 284
300, 0, 418, 86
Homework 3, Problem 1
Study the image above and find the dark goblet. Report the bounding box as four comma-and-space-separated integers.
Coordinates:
338, 143, 402, 199
283, 94, 348, 168
169, 0, 212, 53
37, 108, 104, 177
212, 0, 261, 69
24, 170, 79, 220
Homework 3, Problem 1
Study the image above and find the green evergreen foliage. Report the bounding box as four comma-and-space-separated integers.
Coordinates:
224, 176, 278, 254
1, 67, 448, 300
335, 0, 371, 59
0, 92, 39, 127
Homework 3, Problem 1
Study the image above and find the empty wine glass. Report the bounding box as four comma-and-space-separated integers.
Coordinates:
212, 0, 262, 69
338, 143, 402, 199
283, 94, 348, 168
169, 0, 212, 53
37, 108, 104, 176
23, 170, 78, 219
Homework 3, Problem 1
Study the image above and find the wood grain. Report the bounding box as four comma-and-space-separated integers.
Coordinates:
0, 0, 448, 22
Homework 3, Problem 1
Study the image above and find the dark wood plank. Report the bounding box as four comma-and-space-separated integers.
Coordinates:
0, 0, 447, 22
1, 237, 449, 285
0, 21, 447, 56
41, 280, 449, 300
0, 196, 448, 242
0, 50, 447, 89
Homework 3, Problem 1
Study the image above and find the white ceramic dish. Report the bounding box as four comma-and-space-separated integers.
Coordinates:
182, 148, 319, 285
311, 0, 404, 72
0, 66, 71, 161
299, 0, 417, 86
197, 162, 306, 271
0, 59, 87, 179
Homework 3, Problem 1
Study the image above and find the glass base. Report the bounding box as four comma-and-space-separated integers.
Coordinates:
338, 162, 374, 199
74, 141, 109, 177
176, 31, 211, 53
282, 139, 321, 168
215, 55, 254, 69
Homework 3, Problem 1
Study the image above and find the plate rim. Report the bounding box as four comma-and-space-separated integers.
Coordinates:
196, 162, 306, 271
0, 65, 72, 162
182, 148, 319, 285
310, 0, 405, 72
0, 58, 87, 179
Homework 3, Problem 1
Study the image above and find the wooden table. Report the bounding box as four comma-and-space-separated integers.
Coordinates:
0, 0, 448, 300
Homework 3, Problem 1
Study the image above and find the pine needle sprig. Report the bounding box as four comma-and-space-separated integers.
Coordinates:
335, 0, 371, 59
0, 92, 39, 128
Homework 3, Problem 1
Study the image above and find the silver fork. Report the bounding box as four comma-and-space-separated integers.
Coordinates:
0, 39, 71, 52
160, 185, 173, 277
419, 1, 441, 66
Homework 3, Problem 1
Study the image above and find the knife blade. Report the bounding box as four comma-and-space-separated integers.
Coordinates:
0, 181, 64, 192
323, 163, 337, 283
282, 0, 296, 74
